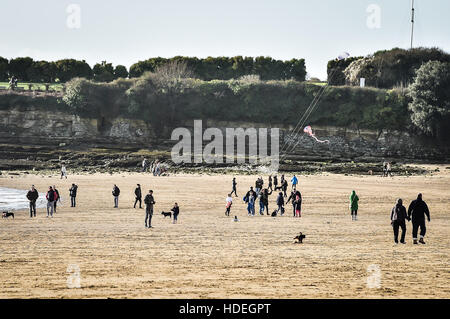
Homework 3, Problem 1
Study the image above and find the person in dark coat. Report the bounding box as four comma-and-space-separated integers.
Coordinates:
408, 193, 431, 244
112, 184, 120, 208
276, 192, 285, 215
231, 177, 238, 197
273, 175, 278, 190
134, 184, 142, 209
286, 190, 301, 217
26, 185, 39, 217
268, 175, 273, 192
69, 184, 78, 207
259, 188, 272, 215
53, 185, 60, 213
390, 198, 410, 244
46, 186, 58, 217
144, 190, 155, 228
171, 202, 179, 224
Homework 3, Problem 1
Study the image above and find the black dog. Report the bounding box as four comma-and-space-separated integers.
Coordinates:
2, 211, 14, 219
293, 232, 306, 244
271, 210, 277, 217
161, 211, 172, 218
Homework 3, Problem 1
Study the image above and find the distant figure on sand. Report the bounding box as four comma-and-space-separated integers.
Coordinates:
293, 192, 302, 217
134, 184, 142, 209
287, 190, 301, 217
144, 190, 155, 228
273, 175, 278, 190
268, 175, 273, 191
26, 185, 39, 217
231, 177, 238, 197
408, 193, 431, 244
46, 186, 58, 218
53, 185, 60, 213
69, 183, 78, 207
171, 202, 179, 224
225, 194, 233, 216
276, 192, 285, 215
391, 198, 410, 244
61, 164, 67, 179
142, 158, 148, 172
112, 184, 120, 208
350, 190, 359, 221
291, 175, 298, 190
245, 190, 256, 216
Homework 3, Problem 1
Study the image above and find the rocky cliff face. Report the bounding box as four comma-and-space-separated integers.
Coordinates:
0, 108, 448, 165
0, 107, 154, 145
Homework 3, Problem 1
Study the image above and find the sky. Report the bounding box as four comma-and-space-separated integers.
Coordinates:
1, 0, 449, 80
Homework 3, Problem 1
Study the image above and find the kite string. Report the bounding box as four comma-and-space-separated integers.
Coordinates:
279, 66, 339, 156
282, 76, 333, 157
279, 82, 327, 154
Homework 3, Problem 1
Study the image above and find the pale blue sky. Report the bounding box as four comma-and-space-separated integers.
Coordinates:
1, 0, 449, 80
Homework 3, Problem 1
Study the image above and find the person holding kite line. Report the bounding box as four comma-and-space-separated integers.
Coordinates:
350, 190, 359, 221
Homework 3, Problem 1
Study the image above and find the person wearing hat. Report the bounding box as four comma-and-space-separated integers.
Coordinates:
134, 184, 142, 209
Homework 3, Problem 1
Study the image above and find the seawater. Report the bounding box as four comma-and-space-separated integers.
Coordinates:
0, 187, 47, 211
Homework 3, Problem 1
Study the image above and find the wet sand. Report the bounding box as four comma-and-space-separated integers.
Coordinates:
0, 166, 449, 298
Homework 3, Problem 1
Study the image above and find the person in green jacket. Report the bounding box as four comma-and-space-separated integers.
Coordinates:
350, 190, 359, 221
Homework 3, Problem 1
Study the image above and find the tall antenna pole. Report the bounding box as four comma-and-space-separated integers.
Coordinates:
410, 0, 415, 49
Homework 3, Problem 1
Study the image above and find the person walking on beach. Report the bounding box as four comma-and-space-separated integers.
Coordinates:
60, 164, 67, 179
26, 185, 39, 217
69, 183, 78, 207
112, 184, 120, 208
273, 175, 278, 190
408, 193, 431, 244
231, 177, 238, 197
53, 185, 60, 213
259, 188, 272, 215
144, 190, 155, 228
287, 190, 301, 217
386, 162, 392, 177
293, 191, 302, 217
350, 190, 359, 221
171, 202, 180, 224
281, 179, 288, 197
245, 190, 256, 216
276, 192, 285, 215
391, 198, 409, 244
46, 186, 58, 217
134, 184, 142, 209
142, 158, 148, 172
268, 175, 273, 192
291, 175, 298, 190
225, 194, 233, 216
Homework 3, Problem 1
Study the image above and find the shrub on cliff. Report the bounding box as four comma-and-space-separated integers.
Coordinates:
408, 61, 450, 140
341, 47, 450, 89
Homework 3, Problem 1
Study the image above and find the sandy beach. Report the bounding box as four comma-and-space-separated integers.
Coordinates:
0, 166, 449, 298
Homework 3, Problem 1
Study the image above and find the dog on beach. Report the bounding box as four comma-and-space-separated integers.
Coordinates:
2, 211, 14, 219
271, 210, 277, 217
293, 232, 306, 244
161, 211, 172, 218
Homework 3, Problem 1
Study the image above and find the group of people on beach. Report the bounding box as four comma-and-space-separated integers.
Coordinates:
25, 183, 78, 218
226, 175, 302, 218
141, 158, 167, 176
226, 176, 431, 245
19, 163, 433, 245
